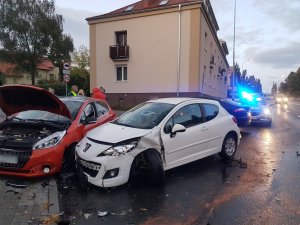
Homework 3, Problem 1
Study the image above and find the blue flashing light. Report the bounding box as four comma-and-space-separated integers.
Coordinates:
241, 91, 253, 102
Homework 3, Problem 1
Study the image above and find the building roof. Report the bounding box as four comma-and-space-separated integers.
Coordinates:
87, 0, 201, 21
36, 58, 55, 71
0, 58, 55, 77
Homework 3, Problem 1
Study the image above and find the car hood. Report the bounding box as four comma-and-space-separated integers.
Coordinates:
0, 85, 71, 119
87, 122, 152, 144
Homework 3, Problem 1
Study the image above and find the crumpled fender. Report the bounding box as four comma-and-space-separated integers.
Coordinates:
129, 127, 166, 165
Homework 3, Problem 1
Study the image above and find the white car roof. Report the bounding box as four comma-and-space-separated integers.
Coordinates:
148, 97, 218, 105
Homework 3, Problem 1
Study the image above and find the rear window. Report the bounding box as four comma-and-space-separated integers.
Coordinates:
203, 104, 219, 121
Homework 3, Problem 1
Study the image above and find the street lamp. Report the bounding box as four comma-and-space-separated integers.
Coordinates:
232, 0, 237, 101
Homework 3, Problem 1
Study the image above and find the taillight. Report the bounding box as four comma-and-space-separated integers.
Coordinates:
234, 108, 245, 113
232, 116, 237, 124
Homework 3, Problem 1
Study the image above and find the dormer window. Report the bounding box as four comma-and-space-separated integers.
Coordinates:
125, 5, 134, 11
159, 0, 168, 6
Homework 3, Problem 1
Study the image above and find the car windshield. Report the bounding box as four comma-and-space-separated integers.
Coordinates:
14, 100, 83, 123
113, 102, 175, 129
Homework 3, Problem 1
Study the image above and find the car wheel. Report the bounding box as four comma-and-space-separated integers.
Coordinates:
144, 150, 165, 186
219, 133, 237, 160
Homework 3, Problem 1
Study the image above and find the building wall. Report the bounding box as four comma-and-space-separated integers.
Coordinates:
89, 4, 228, 108
4, 67, 60, 85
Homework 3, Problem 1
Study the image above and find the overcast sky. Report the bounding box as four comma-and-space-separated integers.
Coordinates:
55, 0, 300, 93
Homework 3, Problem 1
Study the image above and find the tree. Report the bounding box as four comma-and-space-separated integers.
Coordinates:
72, 45, 90, 70
0, 0, 74, 85
271, 82, 277, 95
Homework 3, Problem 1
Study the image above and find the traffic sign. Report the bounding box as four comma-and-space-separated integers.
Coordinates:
63, 69, 70, 75
63, 63, 70, 70
64, 74, 70, 82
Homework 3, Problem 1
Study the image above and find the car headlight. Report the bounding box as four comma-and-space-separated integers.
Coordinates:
263, 108, 271, 115
100, 143, 137, 156
284, 97, 288, 101
33, 130, 66, 150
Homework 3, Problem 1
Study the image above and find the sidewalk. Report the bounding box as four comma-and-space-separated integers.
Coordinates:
0, 177, 60, 225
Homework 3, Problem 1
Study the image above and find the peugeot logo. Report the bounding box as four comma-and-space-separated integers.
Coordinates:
83, 143, 91, 152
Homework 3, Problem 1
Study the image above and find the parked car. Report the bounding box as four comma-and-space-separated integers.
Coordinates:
275, 94, 288, 104
217, 99, 251, 127
75, 98, 241, 188
0, 85, 116, 177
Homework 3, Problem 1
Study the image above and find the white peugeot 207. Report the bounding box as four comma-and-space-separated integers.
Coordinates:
75, 98, 241, 188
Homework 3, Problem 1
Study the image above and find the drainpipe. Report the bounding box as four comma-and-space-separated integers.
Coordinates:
177, 4, 182, 97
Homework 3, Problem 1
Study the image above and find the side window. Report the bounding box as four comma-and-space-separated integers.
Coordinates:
202, 104, 219, 121
80, 103, 96, 123
95, 101, 109, 117
164, 104, 202, 133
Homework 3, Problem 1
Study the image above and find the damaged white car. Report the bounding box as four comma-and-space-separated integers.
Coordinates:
75, 98, 241, 188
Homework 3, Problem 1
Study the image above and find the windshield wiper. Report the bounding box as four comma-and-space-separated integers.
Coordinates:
11, 117, 25, 122
112, 121, 136, 128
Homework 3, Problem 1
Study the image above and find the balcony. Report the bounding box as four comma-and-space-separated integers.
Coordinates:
110, 45, 129, 61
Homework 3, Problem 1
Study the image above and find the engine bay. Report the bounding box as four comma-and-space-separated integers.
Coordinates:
0, 121, 63, 150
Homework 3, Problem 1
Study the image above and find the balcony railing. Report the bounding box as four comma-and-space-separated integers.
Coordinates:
110, 45, 129, 61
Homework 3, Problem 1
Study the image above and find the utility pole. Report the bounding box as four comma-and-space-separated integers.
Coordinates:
232, 0, 237, 101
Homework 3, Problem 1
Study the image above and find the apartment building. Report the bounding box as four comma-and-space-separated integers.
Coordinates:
87, 0, 229, 108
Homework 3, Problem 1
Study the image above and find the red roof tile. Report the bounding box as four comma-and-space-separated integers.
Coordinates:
36, 59, 55, 71
87, 0, 201, 20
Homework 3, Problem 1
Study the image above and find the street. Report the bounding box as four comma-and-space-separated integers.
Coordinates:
56, 101, 300, 225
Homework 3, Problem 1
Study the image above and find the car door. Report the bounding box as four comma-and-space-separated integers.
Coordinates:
79, 102, 98, 136
161, 103, 209, 170
201, 103, 223, 153
94, 100, 115, 125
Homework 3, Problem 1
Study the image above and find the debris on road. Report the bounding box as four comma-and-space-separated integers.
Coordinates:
6, 180, 27, 188
97, 211, 108, 217
41, 214, 60, 225
84, 213, 91, 219
228, 158, 248, 168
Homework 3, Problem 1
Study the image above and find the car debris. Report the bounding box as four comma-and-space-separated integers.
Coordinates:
297, 150, 300, 157
84, 213, 91, 219
6, 180, 27, 188
97, 211, 108, 217
227, 158, 248, 168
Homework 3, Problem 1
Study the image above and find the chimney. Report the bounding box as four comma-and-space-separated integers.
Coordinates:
143, 0, 158, 8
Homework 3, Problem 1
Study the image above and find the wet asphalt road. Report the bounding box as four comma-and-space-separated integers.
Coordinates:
57, 101, 300, 225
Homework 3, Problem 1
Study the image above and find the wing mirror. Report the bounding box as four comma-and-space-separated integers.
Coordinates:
83, 117, 97, 125
170, 124, 186, 138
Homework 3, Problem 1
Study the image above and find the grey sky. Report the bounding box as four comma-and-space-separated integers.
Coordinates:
55, 0, 300, 93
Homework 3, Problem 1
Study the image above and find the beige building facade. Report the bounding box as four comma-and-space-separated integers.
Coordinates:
87, 0, 229, 108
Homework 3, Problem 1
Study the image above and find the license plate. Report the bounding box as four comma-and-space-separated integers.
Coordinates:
0, 154, 18, 164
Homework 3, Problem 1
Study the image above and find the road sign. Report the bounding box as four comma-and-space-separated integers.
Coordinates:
63, 69, 70, 75
64, 74, 70, 82
63, 63, 70, 70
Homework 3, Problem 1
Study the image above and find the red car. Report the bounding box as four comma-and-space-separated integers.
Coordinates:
0, 85, 116, 177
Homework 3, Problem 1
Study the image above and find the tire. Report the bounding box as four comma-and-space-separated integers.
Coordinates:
219, 133, 237, 160
144, 150, 165, 186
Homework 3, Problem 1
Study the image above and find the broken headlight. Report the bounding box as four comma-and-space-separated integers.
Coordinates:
101, 144, 137, 156
33, 130, 66, 150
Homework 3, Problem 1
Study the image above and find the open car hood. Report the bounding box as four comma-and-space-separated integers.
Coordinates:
0, 85, 71, 119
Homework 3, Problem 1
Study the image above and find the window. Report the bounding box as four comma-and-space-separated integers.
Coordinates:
80, 103, 96, 123
164, 104, 203, 133
116, 66, 127, 81
95, 101, 109, 117
116, 31, 127, 46
159, 0, 168, 5
125, 5, 134, 11
202, 104, 219, 121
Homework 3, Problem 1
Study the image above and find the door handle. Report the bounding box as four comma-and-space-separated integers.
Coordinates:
201, 126, 208, 131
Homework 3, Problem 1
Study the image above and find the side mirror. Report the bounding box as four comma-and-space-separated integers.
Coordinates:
170, 124, 186, 138
83, 117, 97, 125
